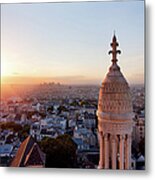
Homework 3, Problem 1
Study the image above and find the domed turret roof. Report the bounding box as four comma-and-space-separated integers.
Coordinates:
98, 35, 133, 121
103, 63, 127, 84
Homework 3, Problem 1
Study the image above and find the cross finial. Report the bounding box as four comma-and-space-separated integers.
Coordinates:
108, 33, 121, 64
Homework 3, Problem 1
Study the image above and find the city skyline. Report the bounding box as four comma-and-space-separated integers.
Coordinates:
1, 1, 144, 85
0, 1, 145, 170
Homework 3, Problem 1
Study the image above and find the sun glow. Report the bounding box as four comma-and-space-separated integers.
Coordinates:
1, 56, 12, 77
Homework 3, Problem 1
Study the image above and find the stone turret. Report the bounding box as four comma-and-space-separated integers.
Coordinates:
97, 34, 133, 170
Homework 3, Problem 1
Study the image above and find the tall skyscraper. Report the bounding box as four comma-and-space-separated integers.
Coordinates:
97, 34, 133, 170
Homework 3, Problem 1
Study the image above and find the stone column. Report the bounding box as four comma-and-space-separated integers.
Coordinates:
119, 135, 125, 170
98, 132, 104, 169
104, 134, 109, 169
111, 135, 117, 169
125, 134, 131, 169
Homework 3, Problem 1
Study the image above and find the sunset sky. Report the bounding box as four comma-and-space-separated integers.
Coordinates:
1, 0, 144, 85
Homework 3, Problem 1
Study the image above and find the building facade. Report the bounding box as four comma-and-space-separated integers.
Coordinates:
97, 35, 133, 170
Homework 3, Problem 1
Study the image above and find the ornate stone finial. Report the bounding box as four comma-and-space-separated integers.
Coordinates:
108, 33, 121, 64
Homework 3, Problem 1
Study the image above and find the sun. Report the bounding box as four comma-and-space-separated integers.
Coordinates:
1, 56, 12, 77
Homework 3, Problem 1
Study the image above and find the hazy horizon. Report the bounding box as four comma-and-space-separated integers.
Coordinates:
1, 75, 145, 86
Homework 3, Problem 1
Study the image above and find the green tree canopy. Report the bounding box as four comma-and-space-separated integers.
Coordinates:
0, 122, 22, 132
39, 134, 77, 168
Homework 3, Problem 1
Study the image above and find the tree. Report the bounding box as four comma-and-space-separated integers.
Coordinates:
6, 134, 14, 144
0, 122, 22, 133
39, 134, 77, 168
57, 106, 68, 114
19, 124, 30, 141
47, 106, 54, 114
139, 138, 145, 156
0, 122, 30, 141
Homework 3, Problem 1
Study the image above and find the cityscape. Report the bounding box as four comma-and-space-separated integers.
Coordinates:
0, 81, 145, 169
0, 1, 144, 170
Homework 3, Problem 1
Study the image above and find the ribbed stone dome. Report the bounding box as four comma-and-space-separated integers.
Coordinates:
97, 35, 133, 121
97, 35, 134, 170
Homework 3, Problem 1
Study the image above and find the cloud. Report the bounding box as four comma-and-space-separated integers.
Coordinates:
12, 72, 20, 76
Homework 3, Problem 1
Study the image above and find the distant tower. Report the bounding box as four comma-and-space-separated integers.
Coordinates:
97, 34, 133, 170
